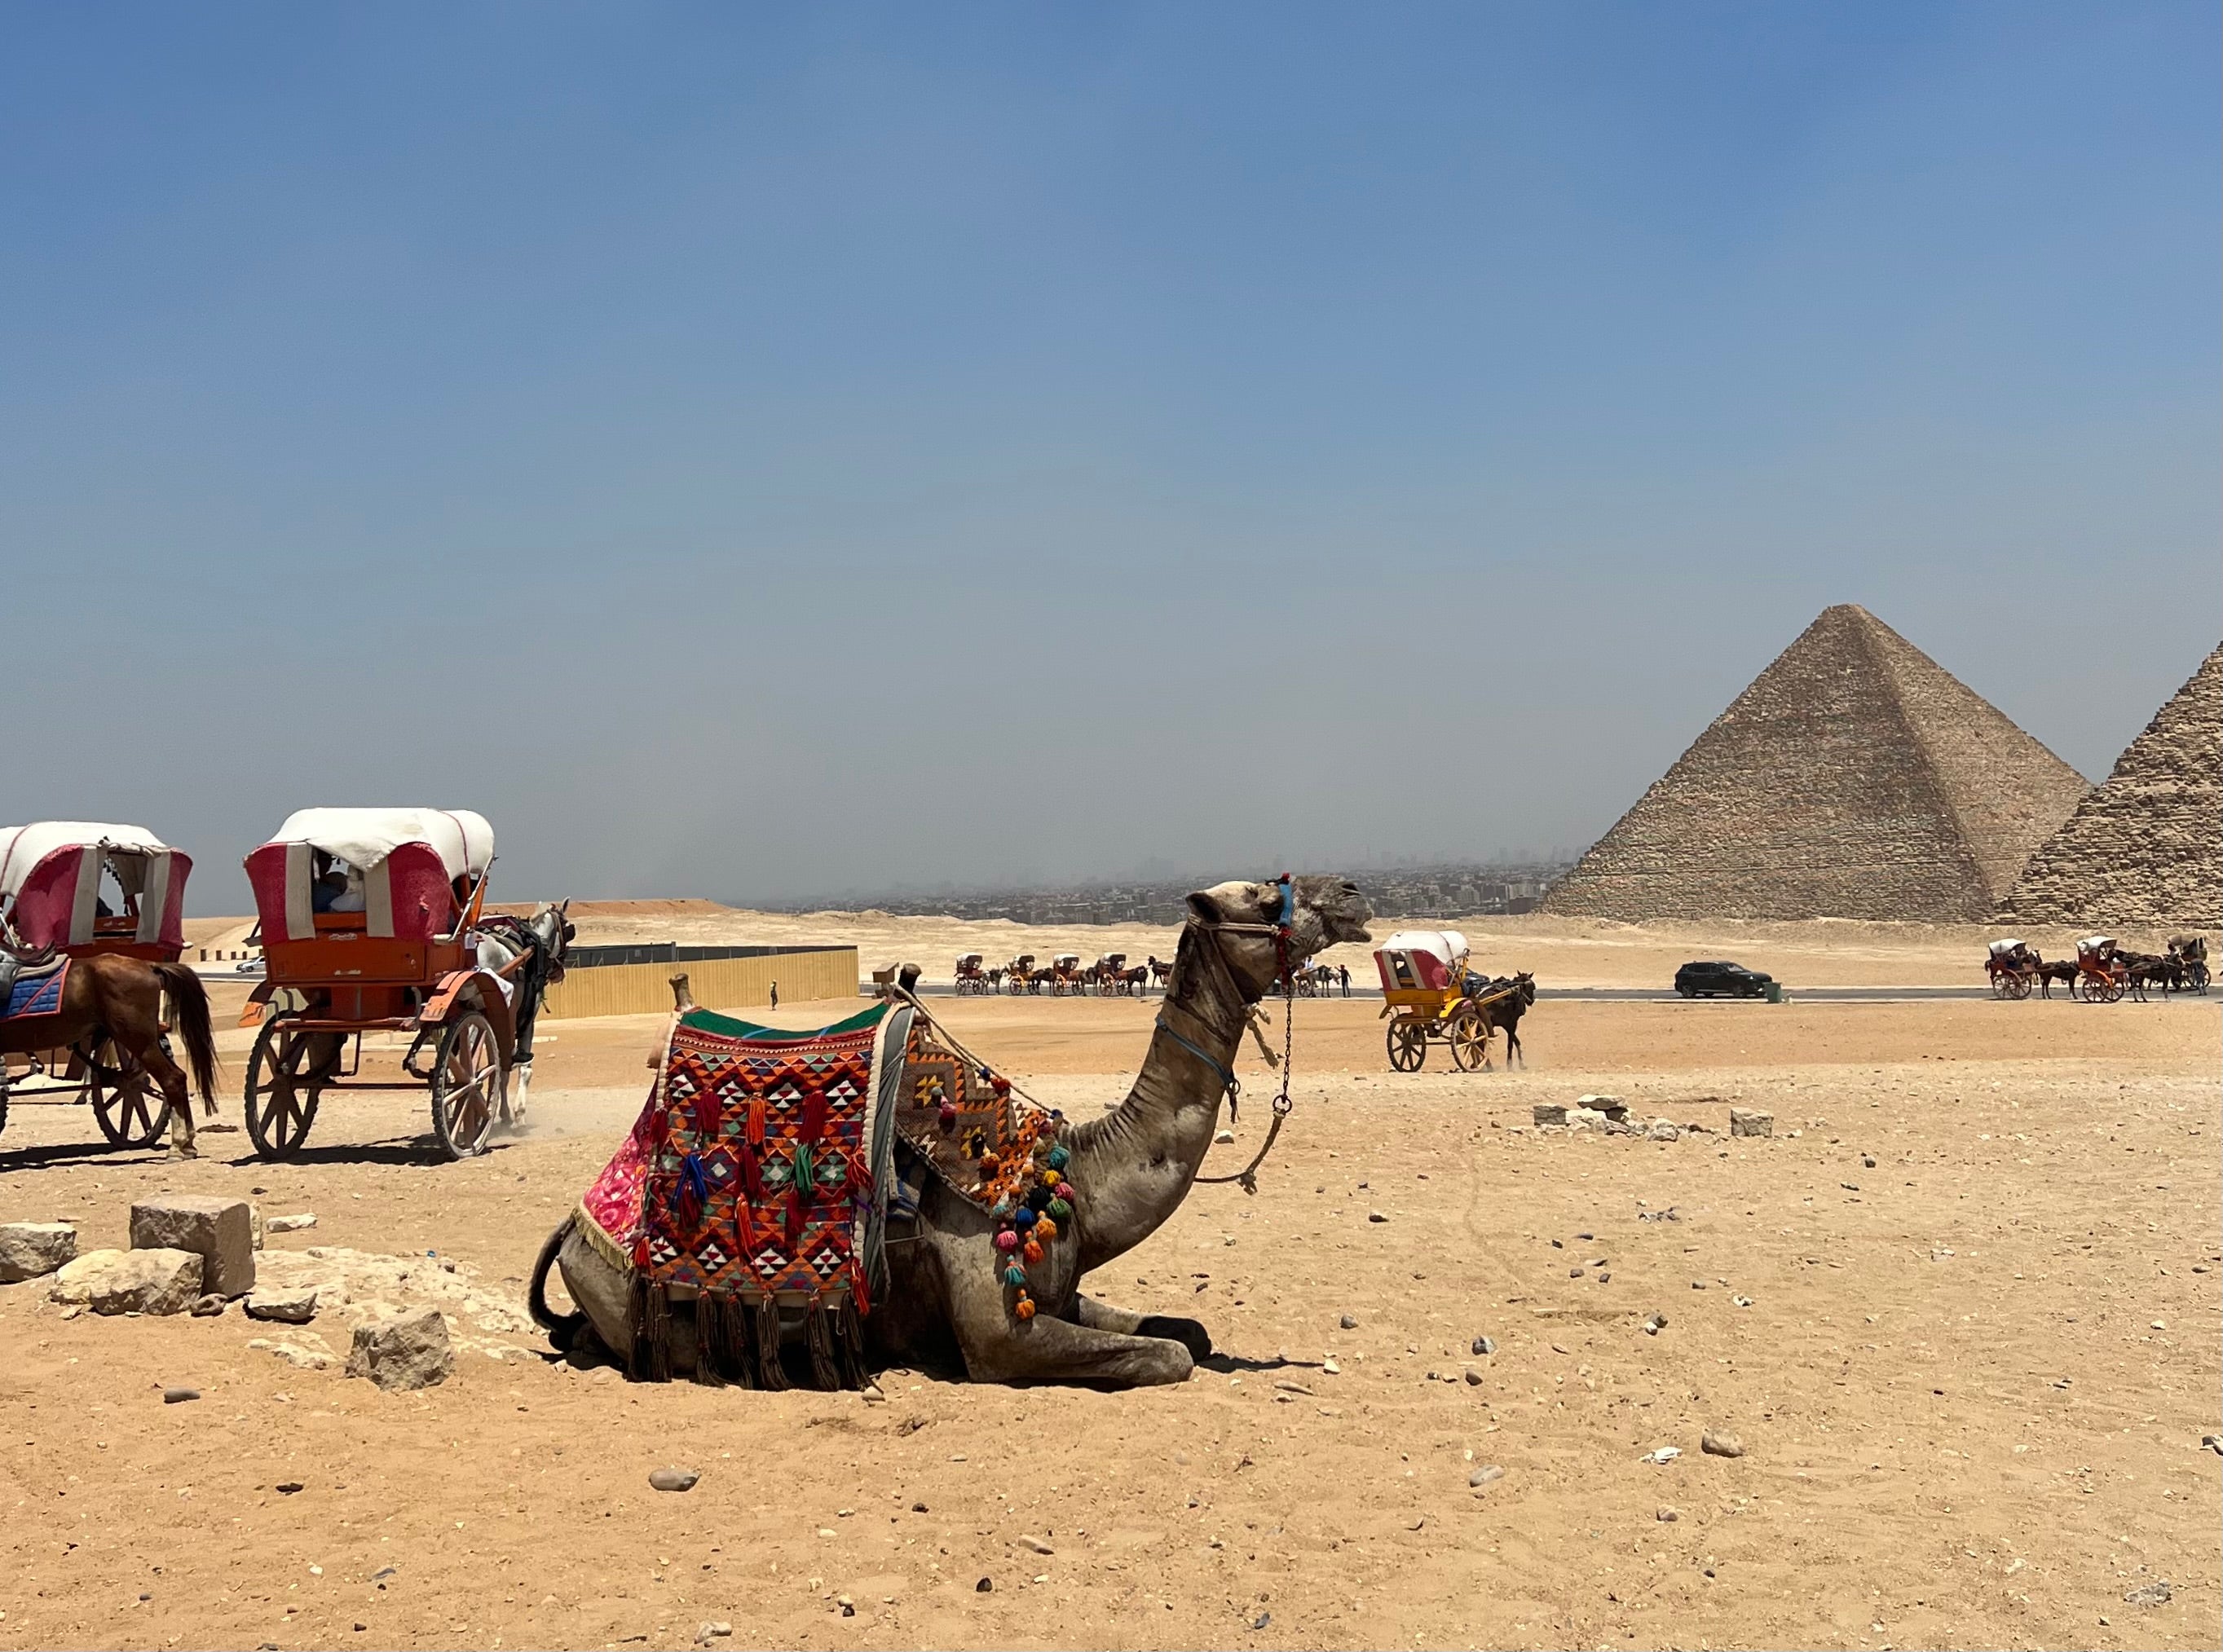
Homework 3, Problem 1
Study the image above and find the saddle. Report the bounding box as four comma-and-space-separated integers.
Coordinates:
0, 951, 67, 1023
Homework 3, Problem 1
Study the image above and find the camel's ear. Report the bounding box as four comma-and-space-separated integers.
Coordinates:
1186, 891, 1226, 926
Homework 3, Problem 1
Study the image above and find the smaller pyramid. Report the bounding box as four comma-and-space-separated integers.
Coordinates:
2002, 644, 2221, 929
1542, 606, 2090, 923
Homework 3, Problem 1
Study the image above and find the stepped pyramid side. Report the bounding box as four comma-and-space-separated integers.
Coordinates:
1542, 605, 2088, 923
2002, 644, 2221, 928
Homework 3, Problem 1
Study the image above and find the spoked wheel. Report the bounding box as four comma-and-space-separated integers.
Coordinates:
1448, 1007, 1492, 1071
1387, 1017, 1428, 1073
430, 1010, 505, 1161
2075, 975, 2114, 1004
89, 1041, 165, 1148
245, 1015, 322, 1161
2002, 971, 2032, 1002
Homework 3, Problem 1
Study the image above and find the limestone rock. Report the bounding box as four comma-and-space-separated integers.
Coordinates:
1647, 1119, 1681, 1142
267, 1213, 318, 1234
249, 1205, 265, 1252
1700, 1430, 1747, 1458
130, 1196, 256, 1297
1542, 604, 2088, 922
1530, 1104, 1567, 1127
249, 1336, 333, 1371
245, 1288, 320, 1324
2005, 643, 2221, 927
1729, 1108, 1773, 1139
344, 1308, 453, 1391
0, 1221, 77, 1283
51, 1248, 204, 1315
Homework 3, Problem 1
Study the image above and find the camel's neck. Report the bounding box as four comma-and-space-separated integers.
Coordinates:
1065, 928, 1255, 1273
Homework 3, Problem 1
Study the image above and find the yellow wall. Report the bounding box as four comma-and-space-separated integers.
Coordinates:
540, 948, 858, 1020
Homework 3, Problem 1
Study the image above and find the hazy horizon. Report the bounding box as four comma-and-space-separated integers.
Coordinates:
2, 5, 2214, 916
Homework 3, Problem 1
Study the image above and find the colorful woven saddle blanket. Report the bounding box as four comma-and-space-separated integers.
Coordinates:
887, 1017, 1069, 1218
1, 955, 67, 1024
577, 1001, 913, 1386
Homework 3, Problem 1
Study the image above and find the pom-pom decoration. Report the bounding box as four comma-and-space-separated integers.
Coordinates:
1032, 1216, 1057, 1241
994, 1229, 1020, 1252
1047, 1146, 1070, 1171
1047, 1197, 1073, 1223
1004, 1265, 1029, 1288
1022, 1240, 1043, 1264
1014, 1296, 1037, 1320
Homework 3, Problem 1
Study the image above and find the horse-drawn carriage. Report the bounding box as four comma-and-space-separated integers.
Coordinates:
2168, 936, 2209, 993
1374, 929, 1522, 1072
1046, 954, 1084, 996
1003, 954, 1037, 995
0, 822, 196, 1147
953, 953, 990, 995
1985, 938, 2039, 1000
238, 808, 567, 1161
2072, 936, 2128, 1004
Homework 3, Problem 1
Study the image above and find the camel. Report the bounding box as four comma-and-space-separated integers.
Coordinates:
530, 875, 1373, 1387
0, 955, 219, 1155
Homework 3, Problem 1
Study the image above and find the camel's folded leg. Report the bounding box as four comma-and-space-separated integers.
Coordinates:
1070, 1293, 1212, 1363
953, 1295, 1194, 1387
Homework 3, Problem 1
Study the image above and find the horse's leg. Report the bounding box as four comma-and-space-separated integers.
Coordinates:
138, 1040, 199, 1156
1507, 1020, 1524, 1069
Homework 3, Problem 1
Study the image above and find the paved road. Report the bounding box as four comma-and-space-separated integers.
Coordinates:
862, 980, 2066, 1003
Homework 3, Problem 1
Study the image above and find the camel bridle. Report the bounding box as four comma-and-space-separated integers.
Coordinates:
1164, 875, 1302, 1195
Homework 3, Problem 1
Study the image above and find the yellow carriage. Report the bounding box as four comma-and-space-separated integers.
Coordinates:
1374, 929, 1514, 1072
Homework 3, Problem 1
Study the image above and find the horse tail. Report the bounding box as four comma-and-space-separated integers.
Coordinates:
528, 1213, 588, 1352
153, 963, 220, 1113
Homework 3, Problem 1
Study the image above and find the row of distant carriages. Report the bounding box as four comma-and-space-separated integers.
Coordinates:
1985, 935, 2208, 1003
2, 809, 567, 1161
950, 953, 1347, 998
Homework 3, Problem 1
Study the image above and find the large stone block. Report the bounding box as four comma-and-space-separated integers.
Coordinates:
51, 1248, 204, 1315
0, 1222, 78, 1283
130, 1196, 256, 1297
346, 1308, 453, 1391
1729, 1108, 1774, 1139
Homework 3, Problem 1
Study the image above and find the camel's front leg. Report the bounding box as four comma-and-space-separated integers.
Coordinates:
951, 1291, 1194, 1387
1070, 1293, 1213, 1364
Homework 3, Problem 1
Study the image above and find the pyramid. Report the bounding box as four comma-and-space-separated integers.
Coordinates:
2001, 644, 2221, 929
1541, 605, 2091, 923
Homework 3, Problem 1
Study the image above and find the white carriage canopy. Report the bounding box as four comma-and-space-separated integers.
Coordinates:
247, 808, 495, 946
1380, 929, 1470, 965
0, 821, 191, 950
1374, 929, 1471, 993
263, 808, 495, 878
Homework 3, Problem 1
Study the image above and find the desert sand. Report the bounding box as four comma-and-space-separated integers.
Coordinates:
1, 919, 2216, 1651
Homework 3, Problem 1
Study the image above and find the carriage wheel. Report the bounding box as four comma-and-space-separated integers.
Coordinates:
1448, 1007, 1492, 1072
90, 1040, 165, 1149
2075, 975, 2112, 1005
1386, 1018, 1427, 1073
245, 1015, 320, 1161
2002, 971, 2032, 1002
430, 1010, 505, 1161
2104, 976, 2125, 1004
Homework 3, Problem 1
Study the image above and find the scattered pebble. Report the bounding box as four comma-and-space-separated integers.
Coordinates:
162, 1387, 201, 1404
189, 1295, 226, 1317
2124, 1581, 2171, 1608
1367, 1211, 1388, 1223
1463, 1368, 1484, 1386
1339, 1313, 1358, 1329
1468, 1464, 1504, 1488
275, 1481, 304, 1495
1643, 1314, 1667, 1336
860, 1385, 886, 1404
1701, 1431, 1746, 1459
1639, 1447, 1680, 1465
649, 1468, 700, 1493
2202, 1434, 2221, 1456
1251, 1610, 1272, 1629
975, 1577, 993, 1593
836, 1597, 855, 1617
1019, 1534, 1054, 1555
1656, 1506, 1679, 1522
1471, 1335, 1495, 1355
697, 1622, 733, 1644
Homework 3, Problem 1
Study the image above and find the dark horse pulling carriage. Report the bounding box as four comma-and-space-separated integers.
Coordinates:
0, 822, 218, 1151
237, 808, 570, 1162
1374, 929, 1533, 1071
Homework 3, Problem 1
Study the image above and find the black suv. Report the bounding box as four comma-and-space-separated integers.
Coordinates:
1674, 960, 1775, 999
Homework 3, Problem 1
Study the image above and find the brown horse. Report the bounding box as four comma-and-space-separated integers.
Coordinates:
0, 957, 219, 1155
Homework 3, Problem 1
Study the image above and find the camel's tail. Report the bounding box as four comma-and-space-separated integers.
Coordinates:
527, 1213, 588, 1352
153, 963, 220, 1117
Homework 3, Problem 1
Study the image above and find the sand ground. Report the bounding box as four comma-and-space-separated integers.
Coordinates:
1, 923, 2216, 1652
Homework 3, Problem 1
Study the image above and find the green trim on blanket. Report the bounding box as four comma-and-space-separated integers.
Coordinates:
678, 1002, 890, 1042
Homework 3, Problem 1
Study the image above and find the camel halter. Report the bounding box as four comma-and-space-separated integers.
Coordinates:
1175, 875, 1299, 1196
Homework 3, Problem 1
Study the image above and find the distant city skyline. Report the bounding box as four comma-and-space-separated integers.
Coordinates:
1, 5, 2212, 915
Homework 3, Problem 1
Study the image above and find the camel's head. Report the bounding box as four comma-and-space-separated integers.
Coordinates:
1184, 875, 1374, 1000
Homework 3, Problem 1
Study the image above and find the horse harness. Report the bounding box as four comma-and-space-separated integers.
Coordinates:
1172, 875, 1301, 1195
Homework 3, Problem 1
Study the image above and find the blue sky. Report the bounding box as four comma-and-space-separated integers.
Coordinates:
2, 3, 2215, 910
